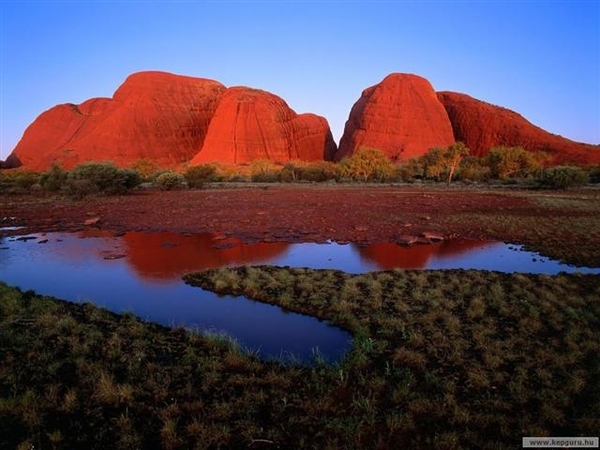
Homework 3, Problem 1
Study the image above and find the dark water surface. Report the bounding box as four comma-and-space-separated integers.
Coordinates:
1, 231, 598, 363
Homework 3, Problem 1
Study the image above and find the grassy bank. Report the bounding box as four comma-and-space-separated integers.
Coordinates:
2, 265, 599, 449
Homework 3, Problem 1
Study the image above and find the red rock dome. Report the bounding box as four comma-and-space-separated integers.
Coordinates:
190, 87, 337, 165
5, 71, 226, 170
336, 73, 456, 162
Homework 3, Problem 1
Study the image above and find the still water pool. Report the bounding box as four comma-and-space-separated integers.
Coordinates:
1, 231, 598, 363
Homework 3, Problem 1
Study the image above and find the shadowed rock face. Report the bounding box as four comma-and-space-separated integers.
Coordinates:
336, 73, 456, 162
191, 87, 337, 165
438, 91, 600, 164
5, 71, 226, 170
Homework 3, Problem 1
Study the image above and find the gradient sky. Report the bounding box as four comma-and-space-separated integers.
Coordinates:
1, 0, 598, 161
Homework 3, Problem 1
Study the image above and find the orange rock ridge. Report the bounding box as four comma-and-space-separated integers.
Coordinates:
438, 91, 600, 164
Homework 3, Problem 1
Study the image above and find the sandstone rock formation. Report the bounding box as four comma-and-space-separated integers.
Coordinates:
5, 71, 226, 170
6, 71, 599, 171
190, 87, 337, 165
336, 73, 455, 161
438, 91, 600, 164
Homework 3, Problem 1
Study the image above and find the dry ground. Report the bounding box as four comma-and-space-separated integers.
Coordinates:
2, 183, 599, 266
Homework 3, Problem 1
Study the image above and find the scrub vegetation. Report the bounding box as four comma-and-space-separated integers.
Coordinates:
2, 145, 599, 196
2, 265, 599, 449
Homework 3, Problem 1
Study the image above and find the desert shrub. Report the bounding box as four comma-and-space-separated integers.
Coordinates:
299, 161, 340, 182
40, 164, 69, 191
16, 171, 41, 190
184, 164, 219, 188
129, 159, 159, 181
457, 156, 491, 182
120, 169, 142, 189
155, 171, 185, 190
536, 165, 589, 189
250, 159, 278, 182
0, 170, 41, 192
276, 161, 340, 183
65, 179, 99, 199
277, 162, 302, 182
394, 158, 423, 182
588, 165, 600, 184
486, 146, 540, 180
68, 162, 139, 196
339, 147, 393, 182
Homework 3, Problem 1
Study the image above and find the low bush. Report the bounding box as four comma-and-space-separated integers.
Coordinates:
129, 159, 159, 181
155, 171, 185, 190
588, 165, 600, 184
536, 165, 589, 189
0, 170, 41, 192
250, 159, 278, 182
299, 161, 340, 182
65, 179, 99, 199
184, 164, 220, 188
39, 165, 68, 191
395, 158, 423, 182
458, 156, 491, 182
68, 162, 141, 196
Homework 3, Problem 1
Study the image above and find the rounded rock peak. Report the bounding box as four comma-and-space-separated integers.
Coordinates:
336, 73, 455, 161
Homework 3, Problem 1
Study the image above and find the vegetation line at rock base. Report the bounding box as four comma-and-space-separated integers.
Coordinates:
2, 145, 599, 197
2, 266, 599, 449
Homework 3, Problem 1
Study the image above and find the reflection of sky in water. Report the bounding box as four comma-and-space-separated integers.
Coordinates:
1, 232, 598, 363
424, 241, 600, 274
275, 242, 379, 274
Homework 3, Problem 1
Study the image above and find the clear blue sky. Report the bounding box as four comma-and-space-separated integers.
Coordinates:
1, 0, 599, 161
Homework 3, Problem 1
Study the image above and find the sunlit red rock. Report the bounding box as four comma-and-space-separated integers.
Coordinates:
336, 73, 455, 162
438, 91, 600, 164
190, 87, 337, 165
5, 71, 226, 170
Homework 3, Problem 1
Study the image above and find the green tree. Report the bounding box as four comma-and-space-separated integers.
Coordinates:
339, 147, 393, 182
486, 146, 540, 180
443, 142, 470, 184
419, 147, 446, 181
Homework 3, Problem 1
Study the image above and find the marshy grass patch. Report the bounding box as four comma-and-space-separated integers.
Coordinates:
185, 266, 600, 446
2, 265, 600, 448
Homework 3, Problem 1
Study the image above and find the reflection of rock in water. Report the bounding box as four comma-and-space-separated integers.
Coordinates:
123, 232, 289, 281
357, 239, 498, 270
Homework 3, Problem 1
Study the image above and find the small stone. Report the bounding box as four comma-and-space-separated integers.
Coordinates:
421, 232, 444, 242
84, 216, 101, 226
